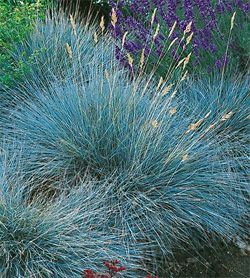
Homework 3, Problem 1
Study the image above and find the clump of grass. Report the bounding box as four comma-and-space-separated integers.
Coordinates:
1, 5, 248, 276
0, 152, 142, 277
178, 77, 250, 178
2, 68, 160, 186
3, 63, 248, 272
181, 77, 250, 137
0, 7, 114, 114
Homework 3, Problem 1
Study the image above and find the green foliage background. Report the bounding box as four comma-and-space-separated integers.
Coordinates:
0, 0, 49, 85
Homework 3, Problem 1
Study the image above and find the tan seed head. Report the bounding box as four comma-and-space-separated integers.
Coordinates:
184, 21, 192, 34
183, 52, 192, 69
168, 21, 177, 38
100, 16, 105, 32
153, 24, 160, 40
70, 14, 77, 36
221, 111, 233, 121
186, 32, 194, 46
162, 83, 174, 96
127, 52, 133, 67
151, 8, 157, 26
140, 49, 145, 69
65, 43, 73, 59
151, 120, 159, 128
111, 8, 117, 28
230, 12, 236, 31
170, 107, 177, 115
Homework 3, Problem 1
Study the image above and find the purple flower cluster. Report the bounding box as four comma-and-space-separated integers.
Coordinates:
110, 0, 249, 73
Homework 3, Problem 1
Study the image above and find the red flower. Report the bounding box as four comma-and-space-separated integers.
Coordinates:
103, 260, 126, 275
83, 269, 96, 278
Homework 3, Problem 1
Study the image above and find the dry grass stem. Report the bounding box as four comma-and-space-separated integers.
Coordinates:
94, 32, 98, 43
151, 8, 157, 26
122, 31, 128, 47
168, 21, 177, 38
69, 14, 77, 36
170, 89, 177, 98
153, 24, 160, 40
176, 58, 186, 68
157, 76, 164, 90
105, 69, 109, 80
167, 37, 178, 51
181, 70, 188, 82
140, 49, 145, 69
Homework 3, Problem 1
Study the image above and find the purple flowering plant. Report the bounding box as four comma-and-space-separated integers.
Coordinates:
109, 0, 250, 77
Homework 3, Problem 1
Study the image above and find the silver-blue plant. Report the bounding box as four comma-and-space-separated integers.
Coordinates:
1, 7, 248, 275
3, 67, 248, 268
0, 8, 114, 113
178, 77, 250, 179
0, 152, 142, 277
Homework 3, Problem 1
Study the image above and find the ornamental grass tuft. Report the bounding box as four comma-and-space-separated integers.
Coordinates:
0, 152, 142, 277
0, 5, 249, 277
178, 77, 250, 178
2, 66, 249, 272
0, 8, 114, 113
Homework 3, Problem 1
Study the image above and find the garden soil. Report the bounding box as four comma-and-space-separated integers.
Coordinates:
162, 242, 250, 277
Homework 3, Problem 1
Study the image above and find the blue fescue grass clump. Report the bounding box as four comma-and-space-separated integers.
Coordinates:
10, 11, 110, 83
0, 8, 114, 113
0, 153, 142, 277
180, 77, 250, 139
2, 69, 168, 186
1, 6, 249, 275
178, 77, 250, 176
2, 60, 249, 271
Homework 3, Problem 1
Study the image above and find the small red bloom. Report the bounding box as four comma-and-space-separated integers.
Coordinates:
103, 260, 126, 275
83, 269, 96, 278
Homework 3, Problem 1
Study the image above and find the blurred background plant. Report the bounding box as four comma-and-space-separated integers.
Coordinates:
0, 0, 50, 86
57, 0, 111, 26
108, 0, 250, 77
